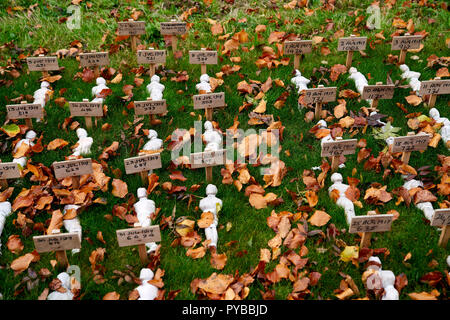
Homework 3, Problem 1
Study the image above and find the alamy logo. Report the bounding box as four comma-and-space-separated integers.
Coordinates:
366, 5, 381, 30
67, 5, 81, 30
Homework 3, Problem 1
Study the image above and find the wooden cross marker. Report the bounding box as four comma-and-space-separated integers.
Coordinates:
137, 47, 167, 79
193, 92, 226, 122
116, 225, 161, 265
321, 137, 357, 172
6, 101, 43, 129
33, 229, 81, 269
362, 82, 395, 108
338, 35, 368, 70
419, 77, 450, 108
79, 51, 109, 78
349, 211, 394, 248
392, 33, 422, 64
430, 208, 450, 248
303, 86, 337, 120
118, 20, 146, 52
190, 149, 227, 182
283, 39, 312, 70
52, 158, 93, 190
189, 48, 218, 75
0, 160, 21, 190
69, 99, 103, 129
124, 153, 162, 186
160, 20, 187, 53
391, 132, 431, 165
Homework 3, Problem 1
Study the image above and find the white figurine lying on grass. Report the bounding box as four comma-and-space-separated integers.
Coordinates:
72, 128, 93, 156
364, 256, 399, 300
328, 173, 356, 225
91, 77, 109, 104
199, 184, 222, 252
47, 272, 74, 300
135, 268, 158, 300
62, 204, 82, 255
0, 201, 12, 255
429, 108, 450, 150
12, 130, 36, 169
133, 188, 158, 253
400, 64, 421, 95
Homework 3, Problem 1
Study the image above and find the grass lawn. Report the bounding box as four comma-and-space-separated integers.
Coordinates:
0, 0, 449, 300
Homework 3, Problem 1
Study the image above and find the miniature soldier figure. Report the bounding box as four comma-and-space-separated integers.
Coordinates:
291, 69, 310, 94
72, 128, 93, 156
146, 75, 165, 101
199, 184, 222, 252
328, 173, 356, 225
12, 130, 36, 169
62, 204, 82, 255
47, 272, 74, 300
364, 256, 399, 300
196, 74, 212, 94
133, 188, 158, 253
203, 121, 222, 152
91, 77, 110, 104
429, 108, 450, 149
0, 200, 12, 255
402, 179, 435, 221
399, 64, 421, 95
135, 268, 158, 300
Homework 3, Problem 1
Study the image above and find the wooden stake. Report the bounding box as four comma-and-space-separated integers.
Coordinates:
438, 225, 449, 248
330, 137, 342, 172
401, 132, 415, 165
205, 108, 213, 121
345, 51, 354, 70
294, 54, 300, 70
428, 77, 440, 108
371, 82, 383, 109
52, 229, 69, 268
82, 99, 93, 129
140, 171, 149, 185
200, 48, 207, 74
72, 176, 80, 189
206, 166, 213, 182
19, 101, 33, 128
134, 224, 149, 265
171, 35, 178, 52
398, 32, 409, 64
314, 85, 324, 120
360, 211, 377, 248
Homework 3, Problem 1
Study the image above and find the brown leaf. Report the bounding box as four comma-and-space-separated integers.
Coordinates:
6, 235, 24, 254
308, 210, 331, 227
197, 211, 214, 228
103, 292, 120, 300
210, 252, 227, 270
111, 179, 128, 198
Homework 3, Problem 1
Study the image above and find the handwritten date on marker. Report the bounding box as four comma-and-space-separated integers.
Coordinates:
26, 56, 59, 71
430, 209, 450, 227
134, 100, 167, 115
0, 162, 21, 179
349, 214, 394, 233
137, 50, 166, 64
124, 153, 162, 175
321, 139, 357, 157
303, 87, 337, 104
189, 50, 218, 65
419, 79, 450, 96
160, 21, 187, 35
69, 101, 103, 117
79, 52, 109, 67
391, 35, 422, 50
118, 21, 146, 36
391, 134, 431, 153
52, 158, 93, 179
283, 40, 312, 55
33, 232, 81, 253
6, 103, 43, 119
338, 37, 367, 51
190, 149, 227, 169
116, 226, 161, 247
193, 92, 225, 110
362, 85, 395, 100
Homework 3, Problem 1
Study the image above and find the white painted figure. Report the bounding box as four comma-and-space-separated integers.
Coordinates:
429, 108, 450, 149
291, 69, 310, 94
135, 268, 158, 300
91, 77, 109, 104
399, 64, 421, 95
365, 256, 399, 300
402, 179, 435, 221
196, 74, 212, 94
72, 128, 93, 156
312, 120, 345, 170
33, 81, 51, 108
348, 67, 369, 96
62, 204, 82, 254
142, 130, 163, 152
199, 184, 222, 249
133, 188, 158, 253
47, 272, 74, 300
328, 173, 355, 225
146, 75, 165, 101
12, 130, 36, 169
0, 201, 12, 255
203, 121, 222, 152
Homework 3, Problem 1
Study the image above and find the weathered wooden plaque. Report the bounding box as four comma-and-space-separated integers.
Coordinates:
321, 139, 357, 157
391, 134, 431, 153
69, 101, 103, 117
349, 214, 394, 233
0, 162, 21, 179
391, 35, 422, 50
53, 158, 93, 179
134, 100, 167, 115
190, 149, 226, 169
79, 52, 109, 67
189, 50, 218, 65
362, 85, 395, 100
338, 37, 367, 51
419, 80, 450, 96
118, 21, 146, 35
6, 103, 43, 119
193, 93, 225, 110
283, 40, 313, 55
304, 87, 337, 104
124, 153, 162, 174
26, 56, 59, 71
137, 50, 167, 64
431, 209, 450, 227
160, 22, 187, 35
116, 226, 161, 247
33, 232, 81, 253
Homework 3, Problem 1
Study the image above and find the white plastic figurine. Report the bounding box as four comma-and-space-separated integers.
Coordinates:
312, 120, 345, 170
0, 201, 12, 255
91, 77, 109, 104
62, 204, 82, 254
133, 188, 158, 253
135, 268, 158, 300
146, 75, 165, 101
365, 256, 399, 300
47, 272, 74, 300
348, 67, 369, 95
291, 69, 310, 94
72, 128, 93, 156
402, 179, 434, 221
196, 74, 212, 94
399, 64, 421, 95
142, 130, 163, 152
430, 108, 450, 149
203, 121, 222, 152
12, 130, 36, 169
33, 81, 51, 108
328, 173, 355, 225
199, 184, 222, 251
